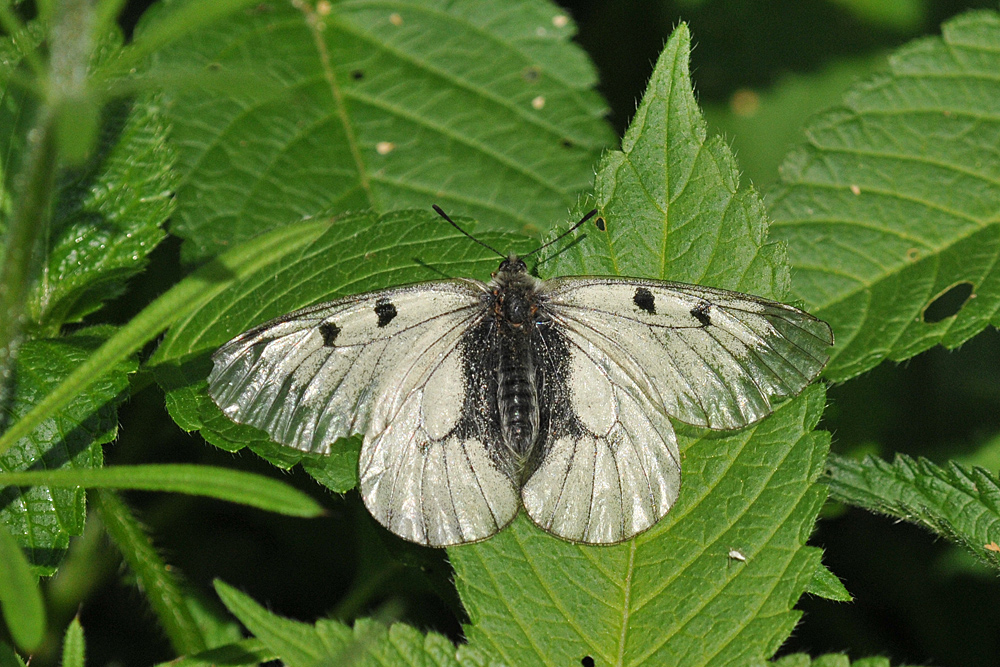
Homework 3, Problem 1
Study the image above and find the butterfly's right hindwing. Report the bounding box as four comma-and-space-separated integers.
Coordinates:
208, 281, 485, 454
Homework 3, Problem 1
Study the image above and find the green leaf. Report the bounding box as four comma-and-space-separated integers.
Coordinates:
769, 10, 1000, 381
0, 25, 176, 331
548, 25, 787, 300
0, 464, 324, 517
143, 0, 613, 261
452, 25, 831, 666
213, 580, 499, 667
0, 522, 44, 651
825, 453, 1000, 572
454, 387, 828, 666
152, 209, 535, 491
94, 489, 208, 656
154, 638, 276, 667
0, 327, 135, 574
60, 615, 85, 667
0, 641, 26, 667
28, 96, 176, 329
806, 562, 852, 602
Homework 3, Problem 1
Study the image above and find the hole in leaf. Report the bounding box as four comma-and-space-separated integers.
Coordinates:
581, 657, 595, 667
350, 69, 365, 80
594, 216, 606, 231
922, 281, 974, 323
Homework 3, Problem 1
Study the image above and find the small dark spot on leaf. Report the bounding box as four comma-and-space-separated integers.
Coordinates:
634, 287, 655, 315
560, 138, 574, 148
581, 657, 595, 667
923, 281, 974, 323
207, 62, 222, 71
375, 299, 398, 327
522, 66, 541, 81
350, 69, 365, 80
692, 302, 711, 326
319, 322, 340, 347
594, 216, 606, 231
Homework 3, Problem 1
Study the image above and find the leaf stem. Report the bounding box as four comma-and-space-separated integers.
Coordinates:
0, 105, 57, 410
92, 489, 208, 655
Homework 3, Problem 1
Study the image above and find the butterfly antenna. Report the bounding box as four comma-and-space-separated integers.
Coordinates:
522, 209, 598, 259
432, 205, 505, 258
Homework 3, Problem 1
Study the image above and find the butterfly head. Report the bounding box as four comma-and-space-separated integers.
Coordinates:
496, 254, 528, 277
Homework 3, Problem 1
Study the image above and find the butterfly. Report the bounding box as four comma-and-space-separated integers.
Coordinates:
207, 208, 833, 547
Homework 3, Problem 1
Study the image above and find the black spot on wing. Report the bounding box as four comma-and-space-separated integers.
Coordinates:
318, 322, 341, 347
633, 287, 655, 315
692, 302, 712, 326
375, 299, 397, 328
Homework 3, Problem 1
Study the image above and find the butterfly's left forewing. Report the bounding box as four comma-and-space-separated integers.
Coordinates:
522, 322, 682, 544
542, 278, 833, 431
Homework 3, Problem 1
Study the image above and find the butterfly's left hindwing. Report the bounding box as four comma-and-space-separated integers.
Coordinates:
522, 322, 682, 544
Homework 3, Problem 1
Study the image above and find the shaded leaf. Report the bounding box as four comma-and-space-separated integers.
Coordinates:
154, 638, 276, 667
806, 562, 852, 602
0, 464, 324, 517
0, 25, 175, 331
769, 10, 1000, 381
60, 615, 85, 667
144, 0, 613, 261
825, 452, 1000, 571
0, 327, 135, 574
214, 580, 500, 667
0, 522, 44, 651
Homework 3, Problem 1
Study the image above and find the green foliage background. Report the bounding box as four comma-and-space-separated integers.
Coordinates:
1, 0, 999, 665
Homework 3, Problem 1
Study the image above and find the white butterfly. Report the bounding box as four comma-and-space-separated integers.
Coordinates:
208, 209, 832, 547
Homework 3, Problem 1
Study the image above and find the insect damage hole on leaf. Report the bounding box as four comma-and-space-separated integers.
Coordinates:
922, 281, 974, 323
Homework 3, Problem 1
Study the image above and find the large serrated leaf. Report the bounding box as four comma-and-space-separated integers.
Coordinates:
144, 0, 613, 261
768, 9, 1000, 381
156, 21, 833, 665
451, 25, 832, 666
0, 327, 135, 574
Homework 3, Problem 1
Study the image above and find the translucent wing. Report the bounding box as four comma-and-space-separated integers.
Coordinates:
208, 279, 520, 546
542, 278, 833, 430
522, 326, 682, 544
208, 281, 485, 454
359, 320, 519, 545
